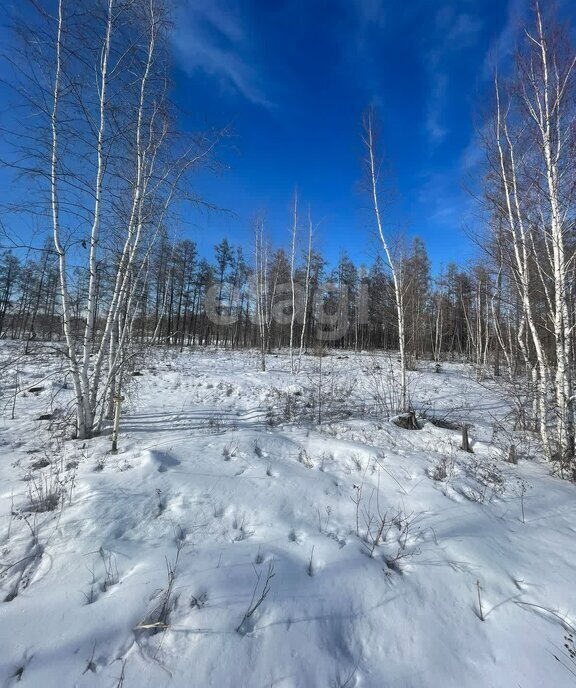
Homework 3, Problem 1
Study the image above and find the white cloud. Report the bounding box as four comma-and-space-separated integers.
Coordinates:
423, 6, 483, 150
351, 0, 387, 31
171, 0, 273, 109
443, 11, 483, 47
482, 0, 529, 79
425, 73, 448, 145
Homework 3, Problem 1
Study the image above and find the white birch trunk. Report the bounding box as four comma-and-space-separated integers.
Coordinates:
289, 191, 298, 374
494, 73, 552, 456
363, 112, 408, 411
297, 208, 313, 374
80, 0, 115, 434
50, 0, 86, 438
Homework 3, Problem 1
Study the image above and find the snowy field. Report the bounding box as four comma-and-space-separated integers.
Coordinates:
1, 344, 576, 687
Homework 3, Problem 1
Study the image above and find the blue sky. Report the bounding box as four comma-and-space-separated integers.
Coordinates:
170, 0, 539, 272
2, 0, 573, 272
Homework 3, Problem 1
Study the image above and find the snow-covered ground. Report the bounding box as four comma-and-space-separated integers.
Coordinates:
1, 344, 576, 687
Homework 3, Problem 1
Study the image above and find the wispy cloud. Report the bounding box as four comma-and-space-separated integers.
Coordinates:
172, 0, 273, 108
335, 0, 388, 99
415, 168, 475, 247
350, 0, 387, 32
444, 11, 483, 48
425, 72, 448, 145
423, 5, 483, 149
482, 0, 529, 79
461, 133, 485, 174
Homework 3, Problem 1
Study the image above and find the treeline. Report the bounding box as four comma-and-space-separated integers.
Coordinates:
0, 235, 502, 363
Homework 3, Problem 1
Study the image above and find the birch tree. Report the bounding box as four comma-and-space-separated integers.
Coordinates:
362, 109, 408, 411
297, 207, 314, 373
289, 191, 298, 374
9, 0, 216, 438
254, 217, 269, 372
483, 3, 576, 467
520, 3, 576, 464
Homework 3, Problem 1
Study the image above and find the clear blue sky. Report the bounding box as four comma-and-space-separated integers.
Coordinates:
170, 0, 548, 272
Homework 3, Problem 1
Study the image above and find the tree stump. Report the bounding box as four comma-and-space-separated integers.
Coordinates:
461, 424, 473, 453
394, 410, 419, 430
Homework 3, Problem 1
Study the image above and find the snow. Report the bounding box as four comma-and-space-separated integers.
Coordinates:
1, 344, 576, 687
